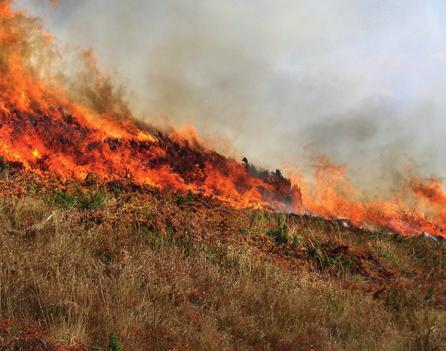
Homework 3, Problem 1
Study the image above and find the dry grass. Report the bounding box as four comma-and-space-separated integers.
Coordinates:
0, 175, 444, 350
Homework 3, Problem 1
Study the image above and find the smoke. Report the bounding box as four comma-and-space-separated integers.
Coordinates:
13, 0, 446, 190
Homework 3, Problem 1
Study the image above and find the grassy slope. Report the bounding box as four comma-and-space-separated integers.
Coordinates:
0, 169, 444, 351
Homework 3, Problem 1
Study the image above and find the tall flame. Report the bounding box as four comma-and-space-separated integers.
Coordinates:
0, 1, 301, 211
1, 1, 445, 239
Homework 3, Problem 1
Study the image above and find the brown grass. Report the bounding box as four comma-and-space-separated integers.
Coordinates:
0, 173, 444, 350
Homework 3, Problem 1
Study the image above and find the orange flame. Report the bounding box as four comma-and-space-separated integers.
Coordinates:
1, 3, 445, 239
0, 2, 301, 212
288, 156, 446, 238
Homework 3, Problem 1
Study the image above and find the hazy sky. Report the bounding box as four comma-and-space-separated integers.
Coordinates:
14, 0, 446, 184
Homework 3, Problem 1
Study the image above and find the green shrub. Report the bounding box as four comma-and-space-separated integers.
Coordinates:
108, 333, 122, 351
52, 191, 77, 209
239, 227, 250, 235
51, 191, 106, 210
111, 185, 124, 198
176, 190, 195, 205
267, 217, 289, 244
77, 192, 106, 210
267, 227, 288, 244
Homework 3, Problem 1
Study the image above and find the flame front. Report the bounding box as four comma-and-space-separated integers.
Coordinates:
1, 2, 445, 239
0, 1, 301, 211
289, 156, 446, 238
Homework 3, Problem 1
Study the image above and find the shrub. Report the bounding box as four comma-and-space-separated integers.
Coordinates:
108, 333, 122, 351
51, 191, 106, 210
77, 192, 106, 210
52, 191, 77, 209
176, 190, 195, 205
239, 227, 250, 235
267, 227, 288, 244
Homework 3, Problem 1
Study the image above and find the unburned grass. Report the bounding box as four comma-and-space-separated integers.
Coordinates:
0, 178, 444, 350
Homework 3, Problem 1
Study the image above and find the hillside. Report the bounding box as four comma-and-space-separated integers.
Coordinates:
0, 165, 444, 351
0, 2, 445, 350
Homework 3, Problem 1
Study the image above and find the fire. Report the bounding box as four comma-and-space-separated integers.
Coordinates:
1, 2, 445, 239
288, 156, 446, 238
32, 149, 40, 158
0, 1, 301, 212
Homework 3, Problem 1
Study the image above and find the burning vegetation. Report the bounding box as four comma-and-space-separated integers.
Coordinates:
293, 156, 446, 239
0, 0, 445, 239
0, 2, 444, 350
0, 1, 301, 212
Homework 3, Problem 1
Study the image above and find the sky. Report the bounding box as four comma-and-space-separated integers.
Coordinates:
14, 0, 446, 187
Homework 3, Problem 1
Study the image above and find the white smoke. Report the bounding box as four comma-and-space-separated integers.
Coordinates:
14, 0, 446, 190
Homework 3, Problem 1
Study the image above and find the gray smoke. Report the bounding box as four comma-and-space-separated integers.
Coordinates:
14, 0, 446, 191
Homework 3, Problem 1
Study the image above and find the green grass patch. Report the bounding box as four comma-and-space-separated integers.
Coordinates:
176, 190, 196, 205
50, 190, 106, 210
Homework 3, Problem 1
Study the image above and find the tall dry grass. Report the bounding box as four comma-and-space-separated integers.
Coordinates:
0, 192, 444, 350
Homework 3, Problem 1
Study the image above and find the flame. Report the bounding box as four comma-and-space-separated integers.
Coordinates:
1, 2, 445, 238
0, 2, 301, 212
288, 156, 446, 238
32, 149, 40, 158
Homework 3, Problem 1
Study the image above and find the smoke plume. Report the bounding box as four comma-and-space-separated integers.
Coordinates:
14, 0, 446, 191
